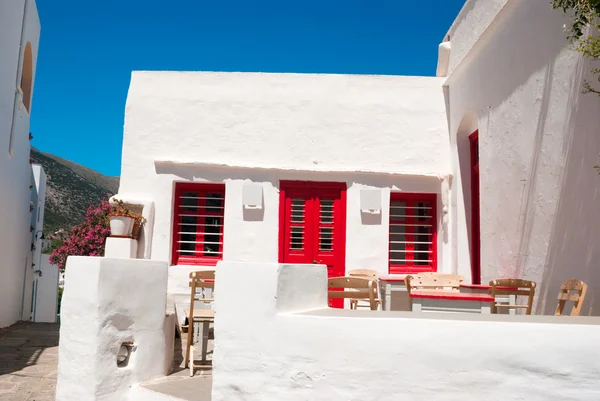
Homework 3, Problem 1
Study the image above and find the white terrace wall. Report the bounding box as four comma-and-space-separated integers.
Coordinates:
0, 0, 41, 327
213, 261, 600, 401
56, 257, 175, 401
444, 0, 600, 314
120, 72, 450, 293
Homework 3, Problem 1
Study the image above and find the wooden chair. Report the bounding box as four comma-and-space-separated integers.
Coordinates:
555, 279, 587, 316
328, 277, 378, 311
405, 273, 464, 294
348, 269, 381, 310
184, 270, 215, 377
489, 278, 536, 315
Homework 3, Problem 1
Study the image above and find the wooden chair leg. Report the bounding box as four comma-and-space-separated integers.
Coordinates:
201, 321, 209, 364
189, 344, 194, 377
184, 319, 193, 369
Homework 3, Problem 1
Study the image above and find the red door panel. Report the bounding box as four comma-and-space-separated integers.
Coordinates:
469, 131, 481, 284
281, 187, 314, 265
280, 181, 346, 308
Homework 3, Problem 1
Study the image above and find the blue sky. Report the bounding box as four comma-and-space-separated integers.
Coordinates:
31, 0, 465, 177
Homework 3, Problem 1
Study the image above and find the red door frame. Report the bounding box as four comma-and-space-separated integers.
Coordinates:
278, 181, 347, 306
469, 131, 481, 284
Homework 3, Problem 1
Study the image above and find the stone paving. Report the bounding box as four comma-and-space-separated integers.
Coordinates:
139, 324, 213, 400
0, 322, 59, 401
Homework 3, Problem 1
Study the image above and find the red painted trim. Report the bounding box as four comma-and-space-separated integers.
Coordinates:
388, 192, 437, 274
171, 182, 225, 266
469, 130, 481, 284
410, 291, 494, 302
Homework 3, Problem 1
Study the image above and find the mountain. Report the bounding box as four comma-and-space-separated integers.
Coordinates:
30, 148, 120, 235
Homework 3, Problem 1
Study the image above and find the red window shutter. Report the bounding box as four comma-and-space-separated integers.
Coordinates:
172, 183, 225, 266
389, 193, 437, 274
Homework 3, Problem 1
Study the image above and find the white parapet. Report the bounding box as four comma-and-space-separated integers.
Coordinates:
105, 237, 139, 259
212, 261, 600, 401
56, 257, 173, 401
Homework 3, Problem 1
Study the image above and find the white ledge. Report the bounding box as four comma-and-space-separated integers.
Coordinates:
154, 159, 452, 180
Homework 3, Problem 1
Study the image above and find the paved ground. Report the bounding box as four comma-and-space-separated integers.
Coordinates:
0, 322, 59, 401
0, 319, 211, 401
141, 324, 213, 401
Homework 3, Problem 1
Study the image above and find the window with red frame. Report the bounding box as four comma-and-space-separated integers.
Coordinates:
389, 193, 437, 274
172, 183, 225, 266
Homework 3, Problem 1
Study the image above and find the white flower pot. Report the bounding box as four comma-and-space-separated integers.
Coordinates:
110, 216, 134, 237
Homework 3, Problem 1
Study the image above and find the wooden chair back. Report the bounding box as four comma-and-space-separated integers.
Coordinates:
489, 278, 536, 315
347, 270, 380, 309
185, 270, 216, 373
405, 273, 464, 294
555, 279, 587, 316
328, 277, 378, 310
189, 270, 215, 302
348, 269, 377, 278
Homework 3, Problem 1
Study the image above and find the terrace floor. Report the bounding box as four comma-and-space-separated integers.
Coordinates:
0, 322, 59, 401
140, 325, 213, 401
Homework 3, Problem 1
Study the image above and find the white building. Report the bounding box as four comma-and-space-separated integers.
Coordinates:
55, 1, 600, 400
113, 0, 600, 317
0, 0, 44, 328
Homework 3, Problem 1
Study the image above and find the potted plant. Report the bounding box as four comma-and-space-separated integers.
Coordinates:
130, 213, 147, 240
109, 199, 134, 237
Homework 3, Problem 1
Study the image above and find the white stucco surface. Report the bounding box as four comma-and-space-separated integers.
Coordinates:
120, 72, 450, 293
445, 0, 600, 314
443, 0, 510, 76
212, 261, 600, 401
0, 0, 40, 328
24, 164, 47, 321
33, 254, 58, 323
56, 257, 174, 401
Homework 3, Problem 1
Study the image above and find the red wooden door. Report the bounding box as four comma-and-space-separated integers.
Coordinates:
279, 181, 346, 307
469, 131, 481, 284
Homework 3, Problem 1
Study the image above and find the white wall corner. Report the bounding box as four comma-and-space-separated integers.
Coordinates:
275, 264, 328, 313
441, 175, 450, 224
436, 41, 452, 77
56, 257, 171, 401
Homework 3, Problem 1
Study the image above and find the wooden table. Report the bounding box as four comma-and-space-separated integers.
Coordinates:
379, 277, 517, 313
410, 291, 494, 314
460, 284, 517, 315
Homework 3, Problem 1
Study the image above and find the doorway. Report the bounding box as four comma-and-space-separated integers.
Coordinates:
469, 130, 481, 284
279, 181, 346, 307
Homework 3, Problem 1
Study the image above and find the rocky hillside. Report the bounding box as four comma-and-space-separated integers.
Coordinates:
30, 148, 119, 235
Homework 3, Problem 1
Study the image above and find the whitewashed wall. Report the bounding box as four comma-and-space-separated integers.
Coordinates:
0, 0, 40, 327
440, 0, 510, 77
213, 261, 600, 401
22, 164, 47, 321
120, 72, 450, 293
32, 254, 58, 323
56, 257, 175, 401
445, 0, 600, 314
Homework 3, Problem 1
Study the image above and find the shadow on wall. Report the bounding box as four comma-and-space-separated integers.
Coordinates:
456, 111, 478, 275
539, 58, 600, 316
514, 59, 556, 281
155, 162, 445, 193
449, 1, 570, 283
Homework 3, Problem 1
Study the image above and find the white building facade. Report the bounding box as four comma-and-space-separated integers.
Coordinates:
119, 73, 450, 299
439, 0, 600, 315
0, 0, 43, 327
116, 0, 600, 315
